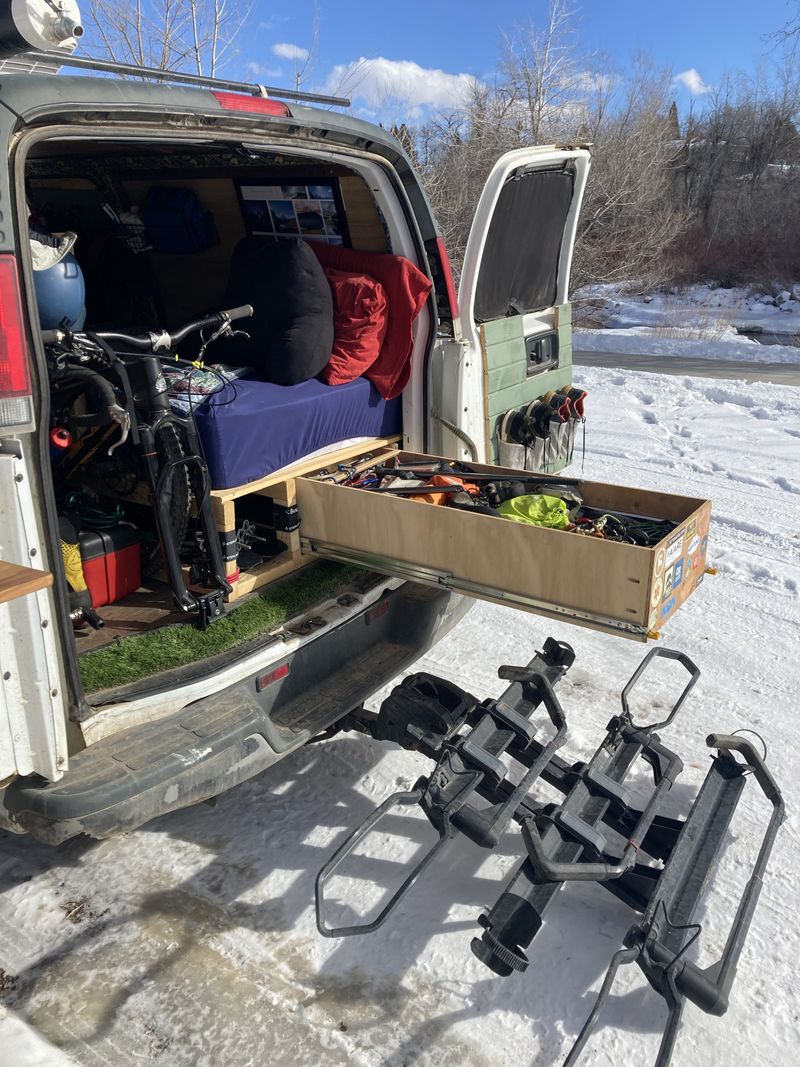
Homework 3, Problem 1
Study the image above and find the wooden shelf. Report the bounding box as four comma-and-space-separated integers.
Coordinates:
0, 560, 53, 605
209, 437, 401, 602
209, 436, 401, 504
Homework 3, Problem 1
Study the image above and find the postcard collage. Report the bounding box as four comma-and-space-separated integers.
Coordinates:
239, 181, 344, 244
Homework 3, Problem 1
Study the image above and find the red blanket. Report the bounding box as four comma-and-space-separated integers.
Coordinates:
310, 243, 432, 399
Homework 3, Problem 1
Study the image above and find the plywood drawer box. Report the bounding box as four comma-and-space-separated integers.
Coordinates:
296, 453, 711, 641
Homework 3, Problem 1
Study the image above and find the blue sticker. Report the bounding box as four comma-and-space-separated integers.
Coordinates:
660, 596, 676, 620
700, 535, 708, 557
673, 559, 684, 586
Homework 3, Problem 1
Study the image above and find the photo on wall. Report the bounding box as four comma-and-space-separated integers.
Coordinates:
238, 180, 347, 244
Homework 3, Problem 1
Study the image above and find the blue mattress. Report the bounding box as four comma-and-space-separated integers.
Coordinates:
195, 375, 402, 489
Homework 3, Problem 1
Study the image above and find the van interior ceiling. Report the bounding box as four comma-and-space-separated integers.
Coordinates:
24, 135, 430, 694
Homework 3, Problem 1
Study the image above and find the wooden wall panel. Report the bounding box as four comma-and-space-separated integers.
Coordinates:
480, 303, 575, 462
122, 177, 246, 325
339, 175, 390, 251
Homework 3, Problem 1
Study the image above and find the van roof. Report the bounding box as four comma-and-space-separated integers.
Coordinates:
0, 71, 438, 243
0, 71, 407, 160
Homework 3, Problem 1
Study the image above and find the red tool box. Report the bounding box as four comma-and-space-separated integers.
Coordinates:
79, 525, 141, 607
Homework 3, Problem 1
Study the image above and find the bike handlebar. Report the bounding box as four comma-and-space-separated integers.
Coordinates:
165, 304, 254, 347
220, 304, 253, 323
41, 305, 254, 353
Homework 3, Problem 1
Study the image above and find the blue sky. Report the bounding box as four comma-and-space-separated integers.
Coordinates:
239, 1, 799, 116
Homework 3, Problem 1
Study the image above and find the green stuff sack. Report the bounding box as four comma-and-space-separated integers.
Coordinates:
497, 494, 571, 529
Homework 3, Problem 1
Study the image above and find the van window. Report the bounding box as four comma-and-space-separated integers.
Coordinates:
474, 165, 574, 321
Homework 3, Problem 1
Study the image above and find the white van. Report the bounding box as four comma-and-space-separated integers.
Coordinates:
0, 7, 714, 845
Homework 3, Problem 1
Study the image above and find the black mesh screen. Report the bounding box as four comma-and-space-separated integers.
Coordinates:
474, 166, 574, 321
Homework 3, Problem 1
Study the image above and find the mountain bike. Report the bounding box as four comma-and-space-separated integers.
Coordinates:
43, 304, 253, 627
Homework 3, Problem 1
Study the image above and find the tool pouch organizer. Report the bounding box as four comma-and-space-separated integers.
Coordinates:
497, 411, 577, 473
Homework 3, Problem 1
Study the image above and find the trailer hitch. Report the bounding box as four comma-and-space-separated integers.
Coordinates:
315, 640, 783, 1066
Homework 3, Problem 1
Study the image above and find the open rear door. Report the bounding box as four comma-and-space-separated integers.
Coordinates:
450, 146, 590, 465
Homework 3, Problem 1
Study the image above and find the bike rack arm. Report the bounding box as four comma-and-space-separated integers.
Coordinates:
695, 734, 785, 1008
315, 789, 451, 938
565, 731, 785, 1066
620, 647, 701, 732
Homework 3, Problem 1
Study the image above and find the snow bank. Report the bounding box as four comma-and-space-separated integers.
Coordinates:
575, 282, 800, 364
574, 327, 800, 363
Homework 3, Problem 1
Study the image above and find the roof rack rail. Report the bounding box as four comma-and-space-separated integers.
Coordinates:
22, 51, 351, 108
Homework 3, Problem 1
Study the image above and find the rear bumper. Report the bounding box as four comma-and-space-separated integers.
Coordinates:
3, 582, 470, 844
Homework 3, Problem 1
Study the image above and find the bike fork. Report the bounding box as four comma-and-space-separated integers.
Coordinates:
141, 421, 230, 627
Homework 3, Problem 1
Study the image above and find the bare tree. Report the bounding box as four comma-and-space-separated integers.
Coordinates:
411, 4, 685, 291
574, 55, 687, 290
668, 53, 800, 286
87, 0, 251, 76
500, 0, 586, 143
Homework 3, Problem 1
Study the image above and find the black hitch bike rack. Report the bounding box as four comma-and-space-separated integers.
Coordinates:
315, 639, 784, 1066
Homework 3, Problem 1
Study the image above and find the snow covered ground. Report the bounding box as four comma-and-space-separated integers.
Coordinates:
1, 366, 798, 1067
575, 283, 800, 364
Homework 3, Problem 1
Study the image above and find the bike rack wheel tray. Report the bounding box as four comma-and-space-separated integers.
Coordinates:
315, 639, 784, 1066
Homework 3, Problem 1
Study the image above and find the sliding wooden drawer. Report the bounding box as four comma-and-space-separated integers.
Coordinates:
296, 453, 711, 641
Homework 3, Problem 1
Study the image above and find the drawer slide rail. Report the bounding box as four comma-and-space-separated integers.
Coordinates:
315, 641, 784, 1067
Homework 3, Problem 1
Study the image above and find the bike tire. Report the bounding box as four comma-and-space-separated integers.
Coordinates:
152, 423, 191, 564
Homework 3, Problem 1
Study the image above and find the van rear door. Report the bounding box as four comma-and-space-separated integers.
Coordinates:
437, 147, 590, 464
0, 447, 69, 783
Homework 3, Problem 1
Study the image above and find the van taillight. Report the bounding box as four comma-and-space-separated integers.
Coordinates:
0, 255, 34, 430
212, 91, 291, 118
434, 237, 459, 322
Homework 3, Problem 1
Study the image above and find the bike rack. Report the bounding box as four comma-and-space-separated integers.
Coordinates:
315, 639, 784, 1065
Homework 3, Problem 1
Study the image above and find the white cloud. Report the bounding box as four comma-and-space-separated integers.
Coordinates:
575, 70, 619, 94
245, 61, 283, 79
674, 68, 710, 96
272, 42, 310, 61
325, 56, 476, 115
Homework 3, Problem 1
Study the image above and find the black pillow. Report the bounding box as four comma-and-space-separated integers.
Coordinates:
223, 236, 333, 385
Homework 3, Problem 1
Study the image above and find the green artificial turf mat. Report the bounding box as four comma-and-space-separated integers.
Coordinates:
79, 562, 367, 695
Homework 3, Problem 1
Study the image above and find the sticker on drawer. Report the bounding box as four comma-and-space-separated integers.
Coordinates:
651, 577, 663, 607
655, 547, 665, 577
660, 595, 677, 620
663, 565, 675, 600
665, 531, 684, 567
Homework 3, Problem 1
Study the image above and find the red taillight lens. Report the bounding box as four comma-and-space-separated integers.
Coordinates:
366, 600, 390, 624
0, 255, 33, 429
256, 662, 290, 692
435, 237, 459, 321
212, 91, 291, 118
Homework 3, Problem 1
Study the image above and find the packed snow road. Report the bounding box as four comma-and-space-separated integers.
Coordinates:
1, 367, 798, 1067
573, 350, 800, 385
